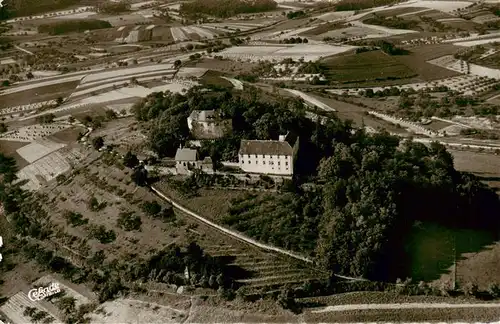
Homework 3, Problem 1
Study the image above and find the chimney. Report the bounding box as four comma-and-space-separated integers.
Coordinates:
279, 131, 289, 142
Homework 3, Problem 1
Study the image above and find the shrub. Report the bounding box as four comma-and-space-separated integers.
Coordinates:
117, 212, 142, 231
88, 196, 107, 212
89, 225, 116, 244
63, 210, 89, 227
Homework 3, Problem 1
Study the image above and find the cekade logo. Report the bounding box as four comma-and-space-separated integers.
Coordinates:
28, 283, 61, 301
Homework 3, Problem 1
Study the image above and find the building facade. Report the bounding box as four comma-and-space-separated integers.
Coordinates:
187, 110, 231, 140
238, 136, 296, 175
175, 147, 213, 174
175, 147, 200, 175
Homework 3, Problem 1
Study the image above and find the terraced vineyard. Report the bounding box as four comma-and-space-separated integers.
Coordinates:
202, 240, 329, 294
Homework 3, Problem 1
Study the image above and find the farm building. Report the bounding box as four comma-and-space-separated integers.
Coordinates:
187, 110, 231, 140
238, 135, 298, 176
175, 147, 213, 174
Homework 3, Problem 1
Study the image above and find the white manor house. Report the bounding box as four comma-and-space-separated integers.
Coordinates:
238, 135, 298, 176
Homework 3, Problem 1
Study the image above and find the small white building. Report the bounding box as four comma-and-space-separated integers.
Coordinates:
175, 147, 213, 175
175, 147, 200, 175
238, 135, 297, 176
187, 110, 231, 140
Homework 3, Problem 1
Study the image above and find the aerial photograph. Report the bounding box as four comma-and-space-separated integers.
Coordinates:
1, 0, 500, 322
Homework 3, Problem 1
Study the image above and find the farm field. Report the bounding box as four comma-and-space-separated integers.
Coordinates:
392, 46, 462, 81
304, 94, 410, 134
408, 221, 494, 285
321, 50, 417, 84
0, 81, 80, 108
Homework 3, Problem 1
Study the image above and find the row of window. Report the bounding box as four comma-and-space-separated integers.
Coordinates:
242, 160, 288, 166
242, 154, 288, 159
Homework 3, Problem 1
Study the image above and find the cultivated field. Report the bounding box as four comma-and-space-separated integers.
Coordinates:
321, 50, 417, 84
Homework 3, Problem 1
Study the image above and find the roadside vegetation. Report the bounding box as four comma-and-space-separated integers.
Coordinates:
96, 2, 130, 14
38, 19, 112, 35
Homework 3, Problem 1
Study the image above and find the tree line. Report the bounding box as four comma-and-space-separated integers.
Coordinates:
38, 19, 112, 35
180, 0, 277, 18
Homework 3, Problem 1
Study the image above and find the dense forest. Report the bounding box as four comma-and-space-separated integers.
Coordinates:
180, 0, 277, 18
134, 87, 500, 282
38, 19, 112, 35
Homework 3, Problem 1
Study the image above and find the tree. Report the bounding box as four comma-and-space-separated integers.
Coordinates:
141, 201, 162, 216
56, 97, 63, 106
0, 123, 7, 133
105, 109, 117, 120
36, 113, 55, 124
462, 282, 479, 297
117, 211, 142, 231
56, 296, 76, 314
91, 136, 104, 150
488, 283, 500, 298
277, 288, 298, 312
131, 166, 148, 186
123, 151, 139, 168
174, 60, 182, 69
26, 71, 34, 79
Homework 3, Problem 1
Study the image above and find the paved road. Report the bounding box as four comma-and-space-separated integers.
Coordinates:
312, 302, 500, 313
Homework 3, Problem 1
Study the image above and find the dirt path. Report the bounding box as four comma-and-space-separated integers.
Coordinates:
312, 303, 500, 313
15, 45, 34, 55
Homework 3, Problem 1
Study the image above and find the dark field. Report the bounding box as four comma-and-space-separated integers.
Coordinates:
321, 50, 417, 84
0, 140, 29, 168
0, 81, 79, 108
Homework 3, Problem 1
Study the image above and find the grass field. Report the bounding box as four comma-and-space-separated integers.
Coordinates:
199, 70, 234, 89
0, 140, 29, 168
321, 50, 417, 84
155, 180, 249, 222
300, 22, 346, 36
408, 222, 495, 286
